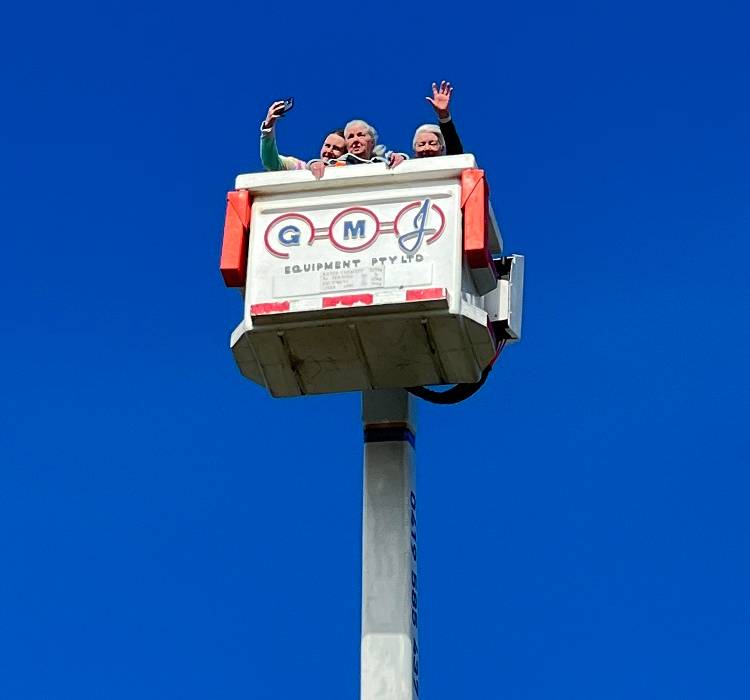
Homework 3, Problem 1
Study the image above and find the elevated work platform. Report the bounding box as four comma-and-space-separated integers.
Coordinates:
221, 155, 524, 397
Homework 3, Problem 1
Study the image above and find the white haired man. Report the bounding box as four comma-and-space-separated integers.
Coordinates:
308, 119, 406, 177
342, 119, 408, 165
413, 81, 464, 158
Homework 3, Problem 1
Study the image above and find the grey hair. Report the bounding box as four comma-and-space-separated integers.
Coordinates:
345, 119, 386, 157
412, 124, 445, 154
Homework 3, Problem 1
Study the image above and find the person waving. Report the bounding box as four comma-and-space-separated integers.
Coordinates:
412, 81, 464, 158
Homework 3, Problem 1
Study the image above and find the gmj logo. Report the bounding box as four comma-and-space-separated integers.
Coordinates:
263, 200, 445, 259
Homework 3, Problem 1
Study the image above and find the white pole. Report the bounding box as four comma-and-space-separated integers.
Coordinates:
361, 389, 419, 699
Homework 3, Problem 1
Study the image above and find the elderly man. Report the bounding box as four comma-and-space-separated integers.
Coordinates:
413, 81, 464, 158
259, 100, 347, 171
307, 119, 406, 177
341, 119, 394, 164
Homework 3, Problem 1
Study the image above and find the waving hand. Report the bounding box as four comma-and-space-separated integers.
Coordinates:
426, 81, 453, 119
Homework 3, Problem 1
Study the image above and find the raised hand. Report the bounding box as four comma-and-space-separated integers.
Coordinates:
262, 100, 287, 130
425, 81, 453, 119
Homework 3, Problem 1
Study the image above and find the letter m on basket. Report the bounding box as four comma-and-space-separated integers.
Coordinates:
344, 220, 366, 240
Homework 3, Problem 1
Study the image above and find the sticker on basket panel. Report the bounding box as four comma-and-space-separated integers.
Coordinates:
393, 199, 446, 255
264, 213, 315, 259
328, 207, 380, 252
263, 199, 445, 258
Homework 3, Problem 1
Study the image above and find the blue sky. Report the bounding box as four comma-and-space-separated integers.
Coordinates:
1, 1, 748, 698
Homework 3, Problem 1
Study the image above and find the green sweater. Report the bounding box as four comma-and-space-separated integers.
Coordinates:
260, 126, 306, 171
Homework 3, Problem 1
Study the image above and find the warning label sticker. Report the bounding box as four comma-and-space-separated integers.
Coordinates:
320, 267, 385, 293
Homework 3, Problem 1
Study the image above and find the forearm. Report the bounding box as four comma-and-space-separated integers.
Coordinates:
260, 128, 286, 171
439, 116, 463, 156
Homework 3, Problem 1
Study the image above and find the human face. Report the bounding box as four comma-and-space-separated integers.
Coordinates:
414, 131, 443, 158
345, 123, 374, 159
320, 133, 347, 160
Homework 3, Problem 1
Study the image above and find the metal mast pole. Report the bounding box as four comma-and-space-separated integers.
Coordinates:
361, 389, 419, 700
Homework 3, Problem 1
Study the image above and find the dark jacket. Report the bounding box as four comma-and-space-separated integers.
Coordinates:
439, 117, 463, 155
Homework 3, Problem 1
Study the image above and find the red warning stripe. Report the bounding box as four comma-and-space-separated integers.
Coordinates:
322, 294, 374, 308
251, 301, 290, 315
405, 287, 446, 302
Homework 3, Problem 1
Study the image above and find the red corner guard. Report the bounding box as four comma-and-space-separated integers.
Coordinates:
460, 169, 495, 273
220, 190, 252, 287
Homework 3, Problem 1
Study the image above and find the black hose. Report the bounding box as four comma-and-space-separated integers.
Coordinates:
406, 339, 505, 404
406, 363, 492, 404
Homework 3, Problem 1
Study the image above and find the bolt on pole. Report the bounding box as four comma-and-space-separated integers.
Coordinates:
361, 389, 419, 700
